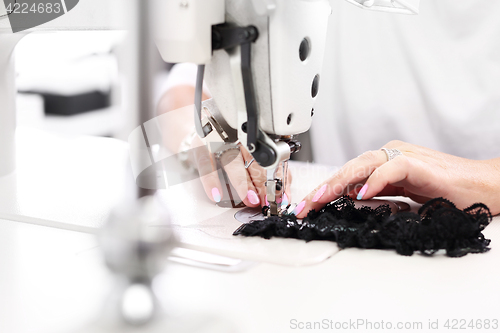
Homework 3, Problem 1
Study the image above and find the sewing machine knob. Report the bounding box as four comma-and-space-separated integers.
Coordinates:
287, 141, 302, 154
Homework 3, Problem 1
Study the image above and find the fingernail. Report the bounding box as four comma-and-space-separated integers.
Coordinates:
357, 184, 368, 200
282, 193, 289, 207
265, 195, 269, 206
312, 184, 327, 203
247, 190, 260, 205
212, 188, 221, 203
293, 201, 306, 216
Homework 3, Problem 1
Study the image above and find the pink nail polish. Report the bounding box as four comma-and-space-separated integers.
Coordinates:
357, 184, 368, 200
293, 201, 306, 216
312, 184, 327, 203
212, 188, 221, 203
265, 195, 269, 206
247, 190, 260, 205
282, 193, 289, 207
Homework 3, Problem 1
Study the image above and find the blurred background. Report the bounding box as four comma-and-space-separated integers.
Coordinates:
14, 31, 172, 140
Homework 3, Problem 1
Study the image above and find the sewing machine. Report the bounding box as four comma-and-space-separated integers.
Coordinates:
0, 1, 427, 331
1, 0, 420, 216
157, 0, 420, 215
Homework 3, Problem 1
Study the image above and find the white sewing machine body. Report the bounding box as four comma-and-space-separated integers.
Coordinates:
205, 0, 330, 138
157, 0, 419, 138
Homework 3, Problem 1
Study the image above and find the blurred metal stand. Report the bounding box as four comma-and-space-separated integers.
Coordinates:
74, 196, 236, 333
98, 196, 178, 327
129, 0, 161, 198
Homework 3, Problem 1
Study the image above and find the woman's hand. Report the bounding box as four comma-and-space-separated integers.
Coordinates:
157, 83, 292, 208
295, 140, 500, 217
190, 135, 292, 208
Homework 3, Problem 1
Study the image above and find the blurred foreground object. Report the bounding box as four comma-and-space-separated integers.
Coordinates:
98, 196, 177, 326
73, 196, 235, 333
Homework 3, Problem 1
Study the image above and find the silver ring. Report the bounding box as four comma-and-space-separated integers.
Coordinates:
381, 148, 403, 161
214, 145, 241, 159
244, 158, 255, 169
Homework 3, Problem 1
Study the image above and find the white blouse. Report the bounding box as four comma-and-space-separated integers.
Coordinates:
312, 0, 500, 166
165, 0, 500, 167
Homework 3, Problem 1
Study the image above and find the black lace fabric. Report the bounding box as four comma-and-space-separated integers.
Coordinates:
233, 196, 492, 257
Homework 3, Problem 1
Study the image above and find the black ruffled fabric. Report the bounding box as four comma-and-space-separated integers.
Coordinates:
233, 196, 492, 257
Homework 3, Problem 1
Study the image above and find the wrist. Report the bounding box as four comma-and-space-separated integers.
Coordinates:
478, 159, 500, 215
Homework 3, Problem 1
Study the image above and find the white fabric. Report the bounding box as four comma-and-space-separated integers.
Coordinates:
166, 0, 500, 166
312, 0, 500, 166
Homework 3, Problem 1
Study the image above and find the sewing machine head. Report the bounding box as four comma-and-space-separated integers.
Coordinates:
155, 0, 419, 215
155, 0, 331, 215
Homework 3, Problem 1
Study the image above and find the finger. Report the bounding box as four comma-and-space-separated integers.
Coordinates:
240, 147, 267, 206
296, 150, 388, 218
356, 155, 435, 201
192, 143, 223, 203
350, 175, 431, 202
220, 148, 261, 207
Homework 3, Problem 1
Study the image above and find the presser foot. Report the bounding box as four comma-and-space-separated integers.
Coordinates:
265, 160, 290, 216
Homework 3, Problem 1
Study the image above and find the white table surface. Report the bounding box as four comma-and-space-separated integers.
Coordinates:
1, 129, 500, 333
1, 215, 499, 333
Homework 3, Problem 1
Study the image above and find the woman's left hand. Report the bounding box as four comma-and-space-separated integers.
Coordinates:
295, 140, 500, 218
